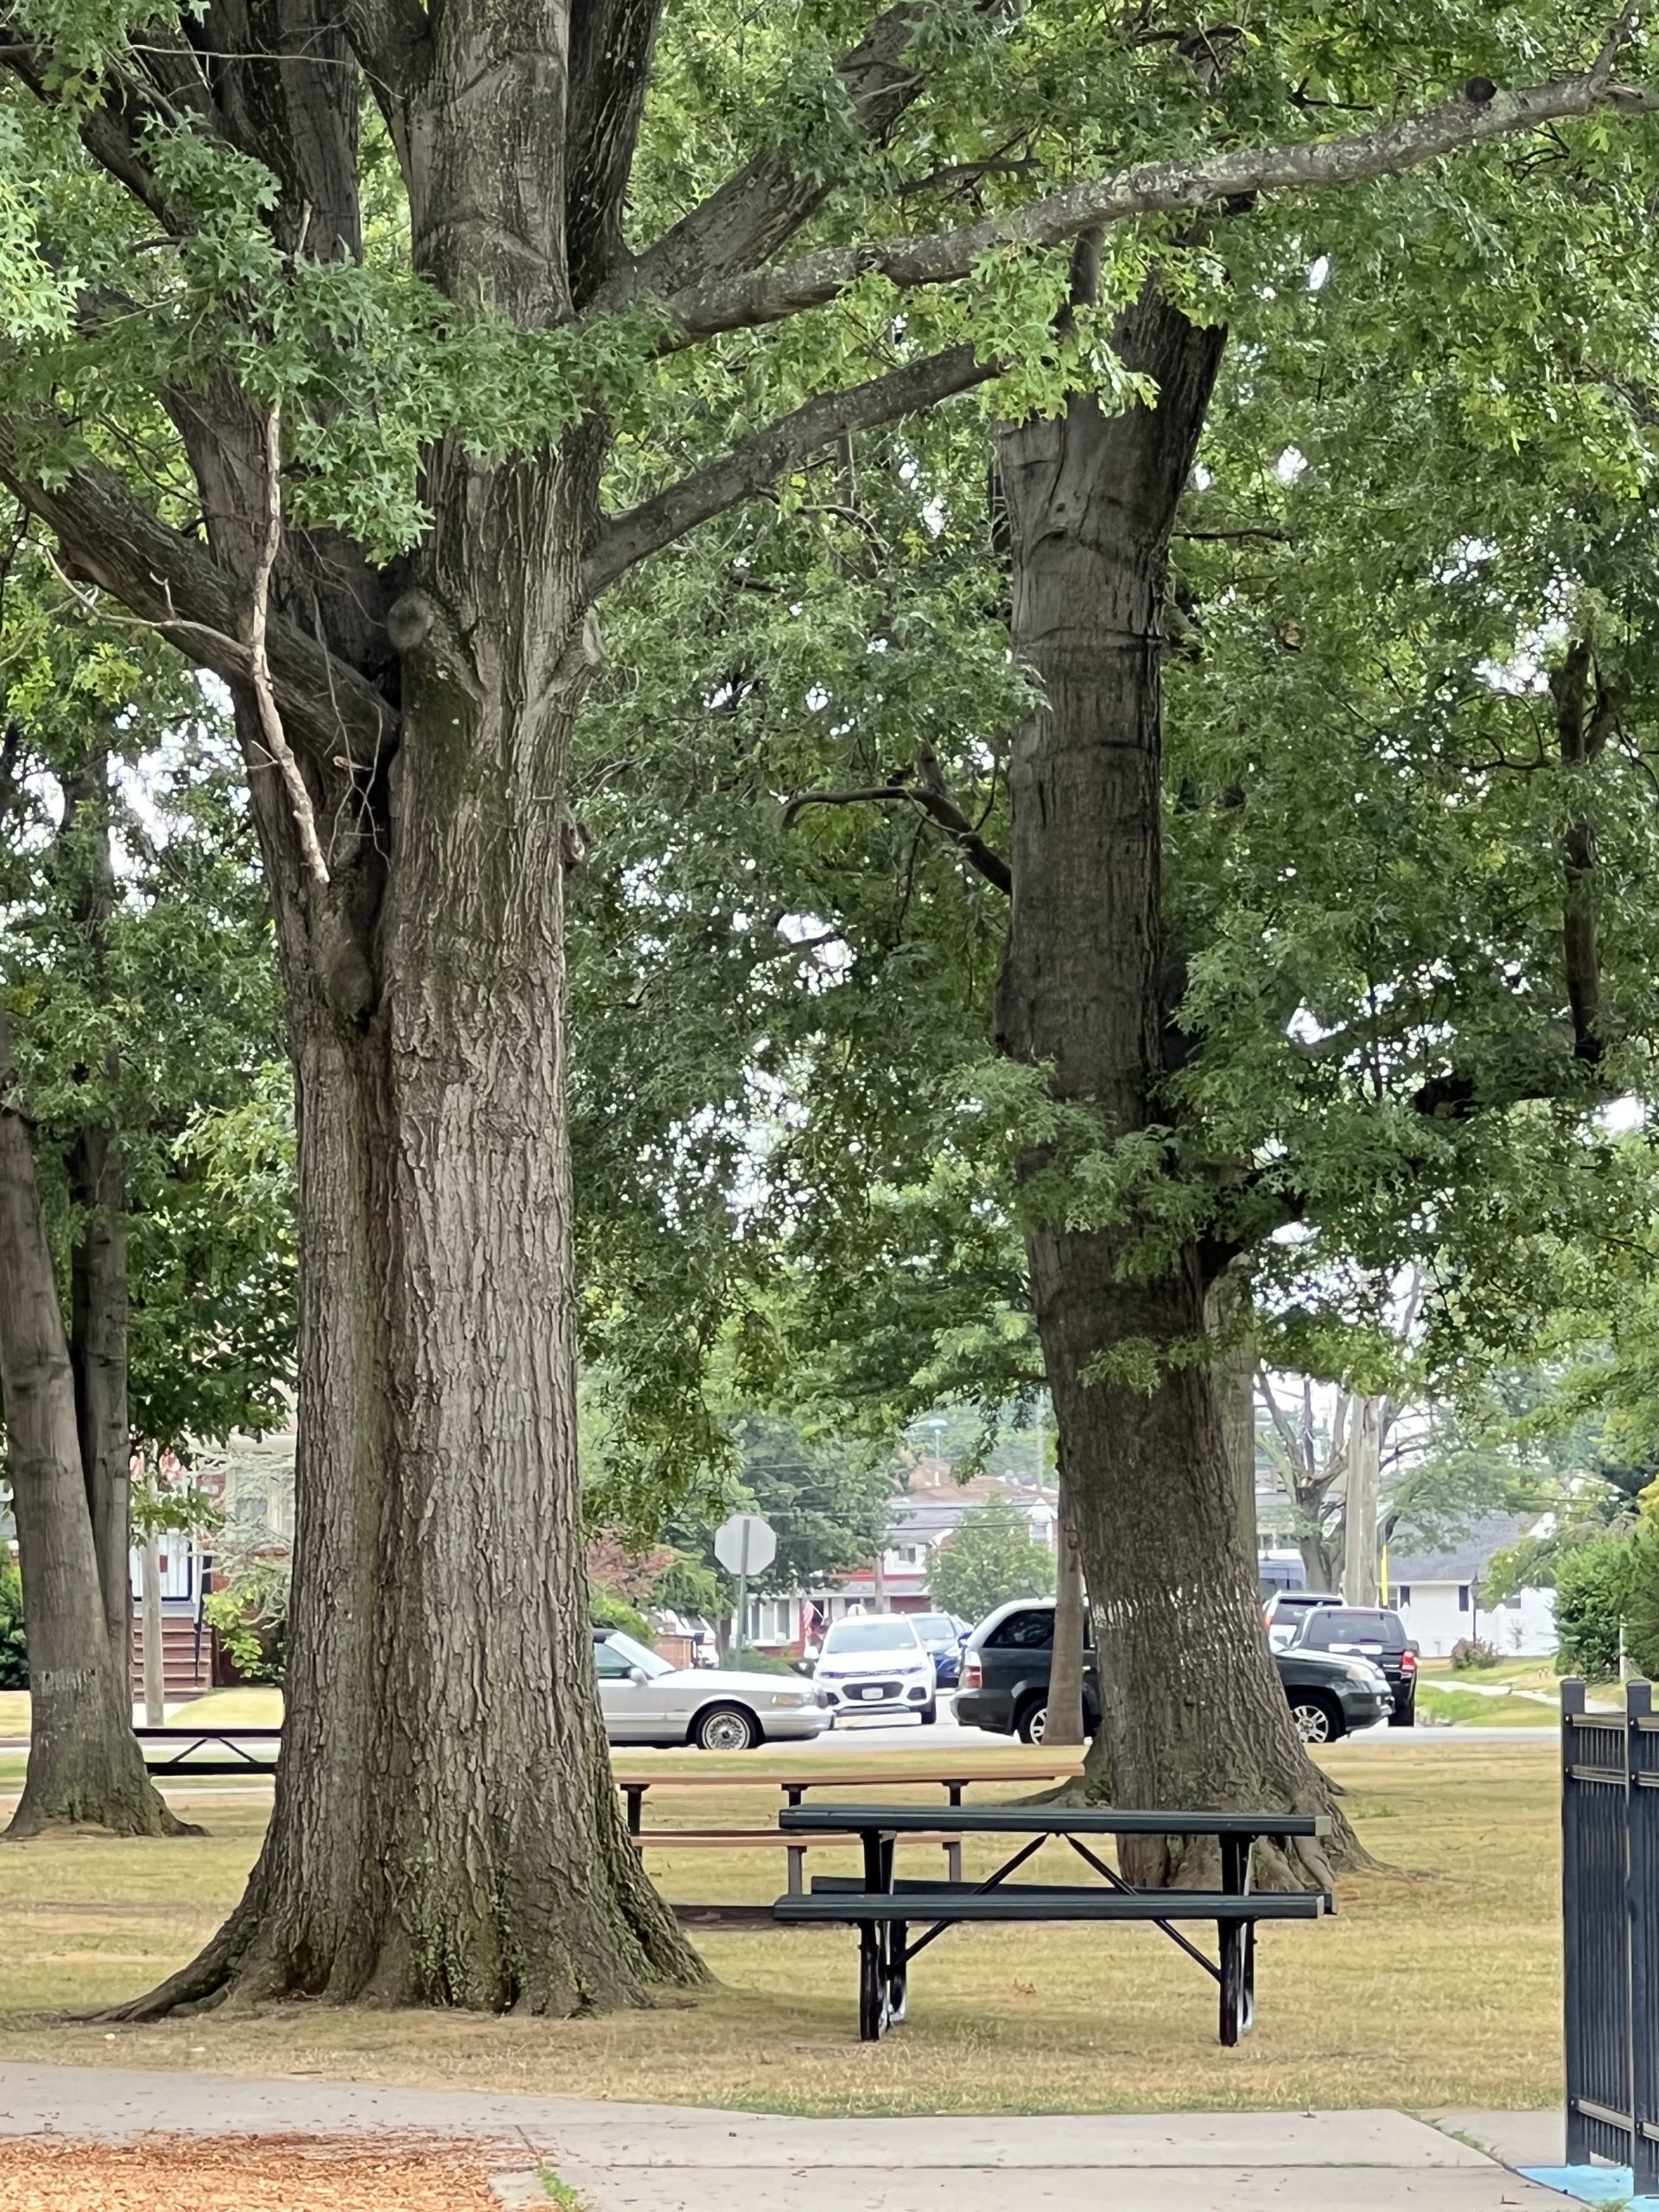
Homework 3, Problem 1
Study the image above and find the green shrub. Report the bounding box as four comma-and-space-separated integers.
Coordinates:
204, 1558, 289, 1685
1555, 1536, 1636, 1679
590, 1587, 653, 1643
1450, 1637, 1499, 1671
1620, 1529, 1659, 1681
0, 1560, 26, 1689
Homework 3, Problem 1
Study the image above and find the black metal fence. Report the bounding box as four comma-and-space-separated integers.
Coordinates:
1562, 1677, 1659, 2189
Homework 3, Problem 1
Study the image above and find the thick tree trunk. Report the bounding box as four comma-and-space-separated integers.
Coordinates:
1207, 1274, 1259, 1569
69, 1122, 132, 1675
117, 448, 703, 2013
61, 752, 133, 1675
1047, 1465, 1087, 1745
0, 1007, 187, 1839
995, 283, 1363, 1880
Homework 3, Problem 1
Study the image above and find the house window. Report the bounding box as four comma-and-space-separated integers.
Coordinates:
1458, 1585, 1470, 1611
1395, 1585, 1411, 1605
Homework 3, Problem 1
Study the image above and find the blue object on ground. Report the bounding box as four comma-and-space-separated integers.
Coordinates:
1523, 2164, 1659, 2207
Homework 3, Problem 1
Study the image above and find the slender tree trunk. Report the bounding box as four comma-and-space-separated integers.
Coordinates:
1046, 1465, 1086, 1745
69, 1121, 132, 1676
61, 751, 133, 1676
0, 1006, 187, 1840
1298, 1530, 1341, 1593
995, 282, 1362, 1880
140, 1535, 165, 1726
1343, 1397, 1382, 1605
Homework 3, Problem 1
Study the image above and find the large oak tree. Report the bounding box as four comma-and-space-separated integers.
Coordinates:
0, 0, 1649, 2006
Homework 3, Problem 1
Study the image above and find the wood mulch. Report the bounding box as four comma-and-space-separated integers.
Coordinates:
0, 2134, 510, 2209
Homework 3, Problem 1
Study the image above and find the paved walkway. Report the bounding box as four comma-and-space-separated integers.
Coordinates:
0, 2063, 1578, 2209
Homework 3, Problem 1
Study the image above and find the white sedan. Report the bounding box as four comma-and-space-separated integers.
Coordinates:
594, 1629, 831, 1751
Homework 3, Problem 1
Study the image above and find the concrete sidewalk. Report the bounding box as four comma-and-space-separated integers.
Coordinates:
0, 2063, 1575, 2210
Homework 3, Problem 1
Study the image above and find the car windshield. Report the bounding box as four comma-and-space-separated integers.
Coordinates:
601, 1631, 674, 1678
823, 1618, 922, 1654
912, 1616, 957, 1639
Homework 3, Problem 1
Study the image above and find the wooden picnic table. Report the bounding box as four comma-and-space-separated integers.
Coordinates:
775, 1800, 1332, 2044
610, 1757, 1084, 1834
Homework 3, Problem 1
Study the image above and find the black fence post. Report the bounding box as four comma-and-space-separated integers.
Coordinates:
1562, 1675, 1644, 2177
1565, 1677, 1590, 2168
1628, 1680, 1659, 2196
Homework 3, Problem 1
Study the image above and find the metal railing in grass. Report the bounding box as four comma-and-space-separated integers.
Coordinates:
1561, 1678, 1659, 2192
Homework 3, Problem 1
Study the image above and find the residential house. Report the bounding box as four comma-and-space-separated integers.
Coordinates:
1386, 1511, 1557, 1658
737, 1459, 1059, 1649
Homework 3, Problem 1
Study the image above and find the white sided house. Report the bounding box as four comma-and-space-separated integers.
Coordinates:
1386, 1513, 1557, 1659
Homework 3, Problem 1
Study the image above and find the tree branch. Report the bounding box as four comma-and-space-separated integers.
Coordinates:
781, 756, 1012, 894
0, 423, 392, 767
566, 0, 670, 303
587, 342, 995, 592
641, 68, 1656, 349
1554, 636, 1615, 1064
611, 0, 1007, 308
341, 0, 431, 93
248, 404, 330, 885
0, 16, 215, 232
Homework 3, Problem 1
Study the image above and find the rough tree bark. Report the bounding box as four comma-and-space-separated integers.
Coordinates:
995, 279, 1363, 1880
0, 1001, 188, 1840
60, 753, 134, 1676
1046, 1465, 1087, 1745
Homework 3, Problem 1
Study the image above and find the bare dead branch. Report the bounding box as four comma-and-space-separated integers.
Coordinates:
588, 342, 995, 591
0, 418, 391, 766
638, 68, 1657, 350
249, 404, 329, 887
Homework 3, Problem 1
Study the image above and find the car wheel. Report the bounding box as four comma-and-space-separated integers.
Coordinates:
1389, 1694, 1416, 1730
1289, 1694, 1343, 1745
692, 1703, 760, 1752
1017, 1700, 1047, 1745
918, 1700, 938, 1726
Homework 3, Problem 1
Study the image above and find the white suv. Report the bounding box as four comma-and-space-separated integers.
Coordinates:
814, 1615, 937, 1724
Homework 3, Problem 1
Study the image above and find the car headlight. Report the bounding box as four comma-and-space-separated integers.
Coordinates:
769, 1691, 810, 1707
1344, 1662, 1381, 1686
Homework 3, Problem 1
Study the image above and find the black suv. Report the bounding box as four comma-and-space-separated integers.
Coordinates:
1282, 1606, 1417, 1728
955, 1599, 1393, 1746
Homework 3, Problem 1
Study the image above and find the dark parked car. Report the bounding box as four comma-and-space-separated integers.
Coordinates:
1284, 1605, 1418, 1728
954, 1599, 1393, 1746
910, 1611, 970, 1688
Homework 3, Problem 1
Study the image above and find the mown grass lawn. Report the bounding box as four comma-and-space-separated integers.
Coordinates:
0, 1737, 1563, 2116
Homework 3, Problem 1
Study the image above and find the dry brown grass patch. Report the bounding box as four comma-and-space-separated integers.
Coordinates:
0, 1738, 1563, 2115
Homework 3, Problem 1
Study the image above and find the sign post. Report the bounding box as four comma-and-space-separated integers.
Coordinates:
714, 1511, 777, 1656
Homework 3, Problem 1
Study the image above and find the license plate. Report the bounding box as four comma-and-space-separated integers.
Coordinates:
860, 1686, 883, 1700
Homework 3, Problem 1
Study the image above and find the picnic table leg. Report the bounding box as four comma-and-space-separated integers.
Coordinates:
625, 1785, 645, 1837
858, 1921, 887, 2041
945, 1784, 964, 1883
1217, 1918, 1244, 2047
887, 1920, 909, 2024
